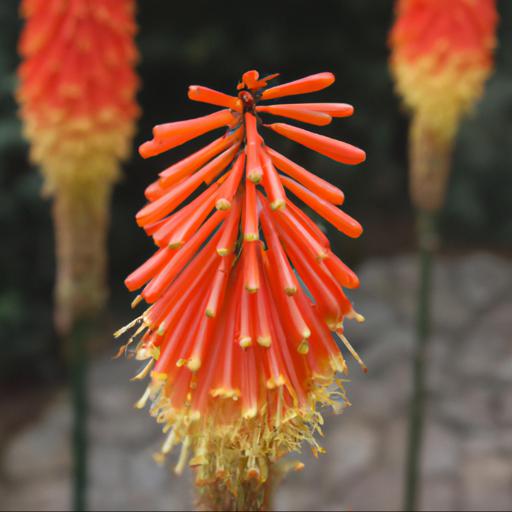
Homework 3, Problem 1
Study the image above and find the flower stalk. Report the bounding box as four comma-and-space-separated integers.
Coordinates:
389, 1, 498, 509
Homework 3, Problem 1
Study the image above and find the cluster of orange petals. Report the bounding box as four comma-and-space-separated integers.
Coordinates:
120, 70, 366, 483
17, 0, 139, 188
389, 0, 498, 139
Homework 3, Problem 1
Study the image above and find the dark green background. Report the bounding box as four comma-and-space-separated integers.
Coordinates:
1, 1, 511, 378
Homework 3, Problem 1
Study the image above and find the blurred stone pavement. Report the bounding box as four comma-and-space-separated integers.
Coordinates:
1, 252, 511, 511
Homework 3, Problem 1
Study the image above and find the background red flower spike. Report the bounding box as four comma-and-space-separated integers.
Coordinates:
118, 70, 366, 496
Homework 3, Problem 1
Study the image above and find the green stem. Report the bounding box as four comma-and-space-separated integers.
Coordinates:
70, 318, 91, 511
404, 211, 437, 511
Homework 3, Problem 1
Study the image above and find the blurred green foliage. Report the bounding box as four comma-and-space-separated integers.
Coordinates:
1, 1, 511, 378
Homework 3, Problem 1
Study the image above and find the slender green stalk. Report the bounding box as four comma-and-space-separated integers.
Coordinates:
404, 211, 437, 511
70, 317, 91, 512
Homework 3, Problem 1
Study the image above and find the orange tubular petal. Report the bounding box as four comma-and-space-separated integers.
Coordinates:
202, 142, 241, 184
142, 211, 226, 303
285, 200, 330, 249
215, 152, 245, 209
243, 182, 259, 241
256, 105, 332, 126
152, 185, 218, 247
261, 72, 335, 100
279, 228, 342, 328
153, 109, 235, 141
245, 112, 263, 183
216, 194, 242, 255
188, 85, 242, 112
266, 146, 344, 204
324, 250, 360, 289
269, 103, 354, 118
167, 185, 222, 249
159, 131, 240, 187
267, 123, 366, 165
239, 272, 253, 347
205, 253, 234, 318
254, 259, 272, 347
144, 179, 166, 201
151, 249, 219, 338
259, 198, 299, 295
139, 110, 238, 159
137, 146, 237, 227
280, 175, 362, 238
274, 205, 328, 261
243, 241, 260, 292
259, 148, 286, 210
125, 246, 173, 291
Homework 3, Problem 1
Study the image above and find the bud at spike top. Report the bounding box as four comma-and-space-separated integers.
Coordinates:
389, 0, 498, 142
17, 0, 139, 333
118, 70, 366, 491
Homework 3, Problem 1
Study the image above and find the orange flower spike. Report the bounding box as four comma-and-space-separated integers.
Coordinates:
188, 85, 243, 112
256, 105, 332, 126
268, 122, 366, 165
18, 0, 139, 335
266, 146, 344, 204
389, 0, 498, 141
119, 70, 367, 496
261, 72, 335, 100
281, 175, 363, 238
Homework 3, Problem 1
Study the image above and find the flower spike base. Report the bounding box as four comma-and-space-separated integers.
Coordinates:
118, 70, 366, 509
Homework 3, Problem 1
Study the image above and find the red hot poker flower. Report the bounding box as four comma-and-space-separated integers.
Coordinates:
117, 70, 366, 490
18, 0, 139, 333
389, 0, 498, 211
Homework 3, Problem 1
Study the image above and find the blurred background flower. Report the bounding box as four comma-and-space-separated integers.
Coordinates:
1, 1, 512, 511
